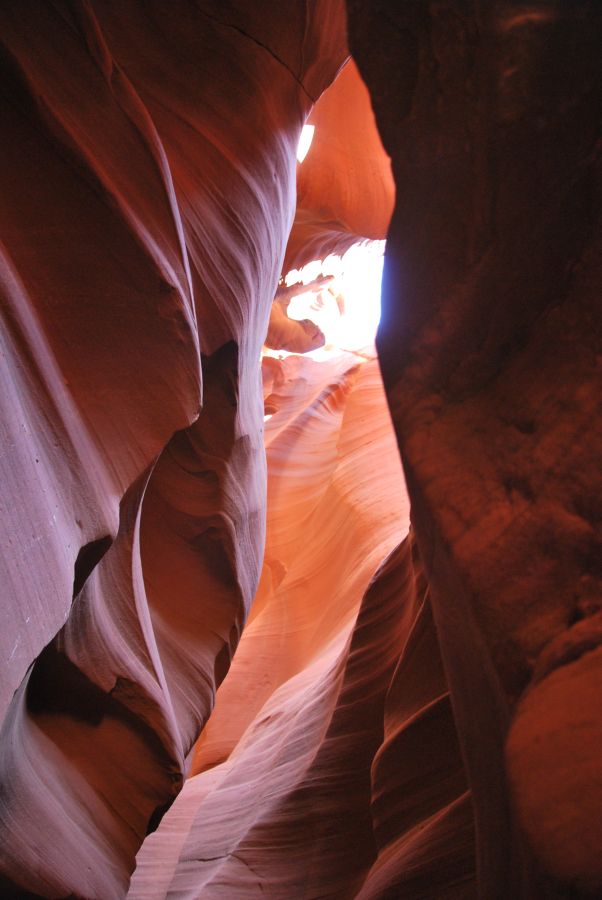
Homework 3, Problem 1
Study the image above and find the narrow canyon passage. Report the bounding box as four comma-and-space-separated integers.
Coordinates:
1, 3, 601, 899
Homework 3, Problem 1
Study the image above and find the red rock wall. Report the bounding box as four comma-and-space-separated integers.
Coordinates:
128, 354, 475, 900
129, 353, 421, 897
284, 58, 395, 271
348, 1, 602, 896
0, 2, 347, 896
1, 0, 600, 898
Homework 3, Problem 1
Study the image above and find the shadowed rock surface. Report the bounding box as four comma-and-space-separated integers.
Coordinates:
348, 1, 602, 896
1, 1, 600, 898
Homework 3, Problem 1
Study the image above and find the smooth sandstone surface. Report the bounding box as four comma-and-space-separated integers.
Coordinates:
129, 352, 419, 898
1, 1, 601, 899
507, 645, 602, 893
0, 2, 347, 896
284, 58, 395, 272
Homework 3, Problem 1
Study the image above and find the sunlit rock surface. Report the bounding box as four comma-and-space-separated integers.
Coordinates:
130, 354, 473, 898
284, 58, 395, 272
1, 0, 600, 898
129, 353, 424, 897
0, 2, 346, 895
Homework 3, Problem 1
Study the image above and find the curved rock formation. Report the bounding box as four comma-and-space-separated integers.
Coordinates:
129, 353, 475, 900
0, 2, 347, 896
265, 277, 331, 353
284, 58, 395, 271
1, 1, 601, 898
129, 352, 415, 897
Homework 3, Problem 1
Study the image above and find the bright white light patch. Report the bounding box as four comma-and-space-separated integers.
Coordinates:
296, 125, 315, 164
284, 241, 385, 357
330, 242, 385, 351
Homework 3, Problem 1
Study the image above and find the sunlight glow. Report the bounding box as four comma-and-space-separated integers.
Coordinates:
283, 240, 385, 359
296, 125, 315, 164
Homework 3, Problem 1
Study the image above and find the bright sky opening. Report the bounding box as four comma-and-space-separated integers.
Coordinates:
283, 240, 385, 359
296, 125, 315, 163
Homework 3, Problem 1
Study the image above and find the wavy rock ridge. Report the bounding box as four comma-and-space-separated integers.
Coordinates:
1, 1, 601, 899
0, 2, 346, 895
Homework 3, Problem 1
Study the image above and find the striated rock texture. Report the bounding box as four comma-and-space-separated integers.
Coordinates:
129, 354, 474, 899
0, 1, 347, 896
348, 1, 602, 897
0, 0, 601, 899
283, 57, 395, 272
130, 354, 393, 895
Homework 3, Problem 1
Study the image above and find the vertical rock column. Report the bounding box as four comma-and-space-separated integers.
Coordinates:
348, 1, 602, 896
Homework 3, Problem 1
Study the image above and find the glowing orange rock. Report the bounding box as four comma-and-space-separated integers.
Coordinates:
0, 2, 347, 895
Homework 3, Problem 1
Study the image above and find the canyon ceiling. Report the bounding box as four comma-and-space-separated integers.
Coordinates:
0, 2, 601, 899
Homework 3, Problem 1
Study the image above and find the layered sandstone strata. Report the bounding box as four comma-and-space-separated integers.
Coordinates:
0, 2, 347, 895
0, 1, 600, 898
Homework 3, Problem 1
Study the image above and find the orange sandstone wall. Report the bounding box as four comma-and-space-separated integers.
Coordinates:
129, 352, 408, 895
0, 1, 600, 898
0, 2, 346, 896
284, 58, 395, 271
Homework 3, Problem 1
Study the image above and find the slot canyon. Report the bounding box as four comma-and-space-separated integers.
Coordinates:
0, 2, 601, 898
